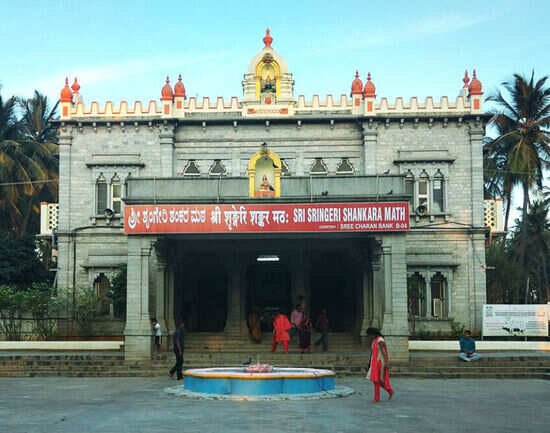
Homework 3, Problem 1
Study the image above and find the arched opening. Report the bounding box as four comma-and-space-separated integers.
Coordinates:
93, 273, 111, 316
310, 252, 355, 331
246, 262, 291, 332
178, 254, 228, 332
407, 272, 427, 317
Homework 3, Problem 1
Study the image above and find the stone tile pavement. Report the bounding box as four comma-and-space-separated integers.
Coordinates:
1, 376, 549, 433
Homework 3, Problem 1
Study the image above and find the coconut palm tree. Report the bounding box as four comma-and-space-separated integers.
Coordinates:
0, 89, 58, 236
483, 118, 521, 235
17, 91, 58, 235
19, 91, 58, 144
487, 72, 550, 268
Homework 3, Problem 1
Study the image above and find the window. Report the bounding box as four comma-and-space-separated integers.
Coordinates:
183, 160, 201, 176
430, 272, 447, 318
336, 158, 354, 175
96, 174, 108, 215
96, 173, 123, 216
407, 273, 426, 317
433, 170, 445, 212
418, 171, 430, 212
209, 160, 227, 176
405, 171, 414, 206
310, 158, 328, 175
111, 174, 121, 214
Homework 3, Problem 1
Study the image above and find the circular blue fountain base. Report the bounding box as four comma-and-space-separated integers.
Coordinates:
183, 367, 335, 396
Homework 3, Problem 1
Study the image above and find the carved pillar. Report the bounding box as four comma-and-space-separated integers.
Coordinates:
379, 234, 409, 363
159, 124, 175, 177
155, 258, 168, 346
224, 253, 242, 337
362, 122, 378, 175
165, 265, 176, 337
124, 236, 153, 360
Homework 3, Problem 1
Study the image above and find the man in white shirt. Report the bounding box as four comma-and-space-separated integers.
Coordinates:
152, 318, 162, 355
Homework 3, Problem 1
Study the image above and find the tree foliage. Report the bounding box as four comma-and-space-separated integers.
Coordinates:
109, 264, 127, 319
0, 235, 50, 286
486, 72, 550, 241
0, 87, 58, 236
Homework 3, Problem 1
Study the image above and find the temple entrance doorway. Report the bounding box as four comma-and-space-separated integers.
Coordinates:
177, 253, 227, 332
310, 251, 356, 332
246, 261, 291, 332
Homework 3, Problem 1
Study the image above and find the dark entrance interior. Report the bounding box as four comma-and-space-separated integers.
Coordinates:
246, 261, 291, 332
310, 251, 356, 332
178, 254, 227, 332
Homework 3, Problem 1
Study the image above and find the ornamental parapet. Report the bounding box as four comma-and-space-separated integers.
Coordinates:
59, 94, 480, 122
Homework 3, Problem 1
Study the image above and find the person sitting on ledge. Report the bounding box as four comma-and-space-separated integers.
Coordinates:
459, 330, 481, 362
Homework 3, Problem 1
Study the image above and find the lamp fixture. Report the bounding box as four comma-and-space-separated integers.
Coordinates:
257, 254, 279, 262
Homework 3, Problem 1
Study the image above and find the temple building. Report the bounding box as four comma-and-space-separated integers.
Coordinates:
50, 29, 488, 361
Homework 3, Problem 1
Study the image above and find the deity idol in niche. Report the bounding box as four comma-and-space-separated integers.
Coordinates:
260, 62, 276, 93
259, 175, 274, 191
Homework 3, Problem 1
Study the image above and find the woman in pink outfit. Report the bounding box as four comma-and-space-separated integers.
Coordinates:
366, 327, 394, 402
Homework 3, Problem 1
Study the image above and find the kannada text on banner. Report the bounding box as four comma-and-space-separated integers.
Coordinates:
124, 202, 410, 234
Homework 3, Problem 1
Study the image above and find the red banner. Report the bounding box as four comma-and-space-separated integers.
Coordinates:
125, 202, 409, 234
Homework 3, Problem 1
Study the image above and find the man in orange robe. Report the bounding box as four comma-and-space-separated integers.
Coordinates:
272, 313, 291, 353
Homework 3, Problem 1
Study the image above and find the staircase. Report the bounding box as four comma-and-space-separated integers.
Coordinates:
183, 332, 361, 352
2, 333, 550, 378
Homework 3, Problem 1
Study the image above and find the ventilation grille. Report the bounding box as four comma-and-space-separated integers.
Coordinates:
40, 203, 59, 234
484, 199, 504, 233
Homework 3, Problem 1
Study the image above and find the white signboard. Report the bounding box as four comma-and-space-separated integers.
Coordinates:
482, 304, 549, 337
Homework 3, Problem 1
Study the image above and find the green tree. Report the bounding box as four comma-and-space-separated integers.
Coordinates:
0, 88, 58, 236
0, 235, 50, 286
109, 264, 127, 318
487, 72, 550, 268
510, 200, 550, 303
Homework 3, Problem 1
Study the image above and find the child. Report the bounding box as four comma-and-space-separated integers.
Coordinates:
151, 318, 162, 355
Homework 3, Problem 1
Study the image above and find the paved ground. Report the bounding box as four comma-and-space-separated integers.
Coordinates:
1, 377, 549, 433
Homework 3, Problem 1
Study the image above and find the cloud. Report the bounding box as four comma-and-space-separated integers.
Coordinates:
4, 50, 233, 101
354, 13, 492, 47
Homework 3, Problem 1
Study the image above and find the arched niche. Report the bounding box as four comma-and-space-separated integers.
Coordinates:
248, 147, 282, 197
255, 54, 281, 99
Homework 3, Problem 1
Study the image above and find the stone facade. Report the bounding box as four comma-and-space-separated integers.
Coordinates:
53, 30, 487, 361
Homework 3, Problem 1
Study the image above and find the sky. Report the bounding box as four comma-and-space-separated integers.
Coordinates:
1, 0, 549, 225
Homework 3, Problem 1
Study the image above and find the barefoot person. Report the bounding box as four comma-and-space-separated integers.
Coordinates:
366, 327, 394, 402
272, 311, 291, 353
169, 322, 185, 380
151, 318, 162, 355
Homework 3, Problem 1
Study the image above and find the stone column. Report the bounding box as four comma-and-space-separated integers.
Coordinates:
379, 234, 409, 363
159, 124, 175, 177
164, 266, 176, 337
124, 236, 153, 360
155, 258, 169, 346
56, 126, 73, 290
360, 268, 374, 347
362, 122, 378, 175
224, 253, 242, 337
469, 123, 485, 227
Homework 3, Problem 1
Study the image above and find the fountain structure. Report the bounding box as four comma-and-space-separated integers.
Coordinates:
165, 358, 353, 400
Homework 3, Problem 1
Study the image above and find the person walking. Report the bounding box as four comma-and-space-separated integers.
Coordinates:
366, 327, 394, 403
290, 304, 303, 341
298, 315, 312, 353
169, 322, 185, 380
272, 312, 291, 353
314, 308, 329, 351
151, 318, 162, 355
